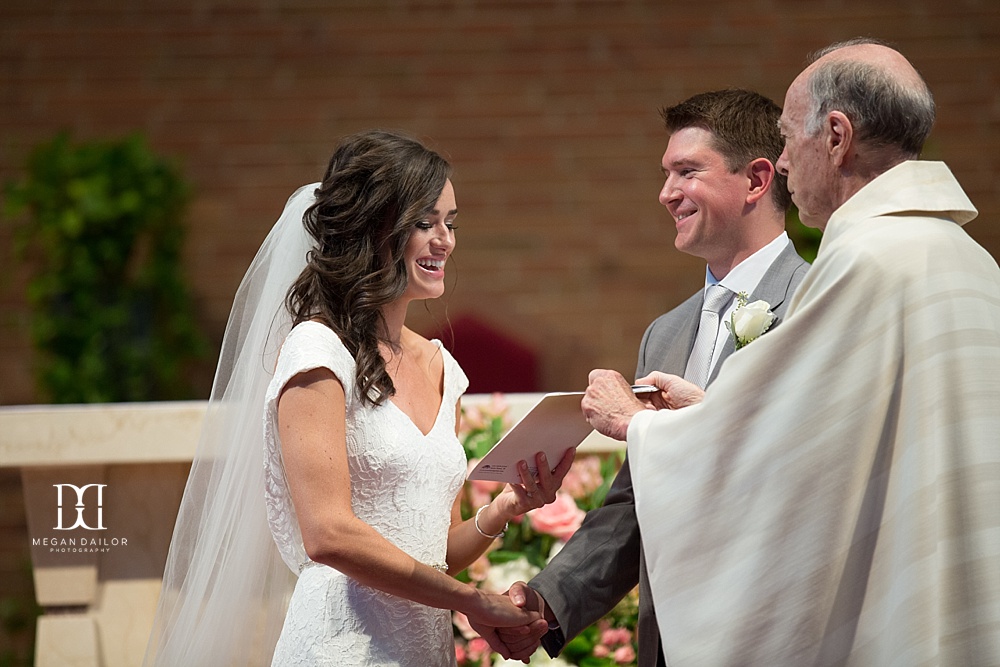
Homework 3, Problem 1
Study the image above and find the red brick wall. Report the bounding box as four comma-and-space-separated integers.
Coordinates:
1, 3, 998, 659
2, 1, 999, 404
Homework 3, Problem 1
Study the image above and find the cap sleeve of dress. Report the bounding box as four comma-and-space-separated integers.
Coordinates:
436, 341, 469, 402
267, 320, 357, 405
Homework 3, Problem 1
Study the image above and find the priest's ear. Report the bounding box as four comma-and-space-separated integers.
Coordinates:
826, 110, 855, 169
745, 157, 776, 205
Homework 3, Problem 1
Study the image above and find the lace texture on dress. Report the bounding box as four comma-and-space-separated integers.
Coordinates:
262, 321, 469, 667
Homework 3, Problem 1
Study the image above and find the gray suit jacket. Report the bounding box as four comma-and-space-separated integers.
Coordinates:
530, 241, 810, 667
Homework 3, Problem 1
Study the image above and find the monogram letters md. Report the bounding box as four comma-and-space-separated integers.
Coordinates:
53, 483, 108, 530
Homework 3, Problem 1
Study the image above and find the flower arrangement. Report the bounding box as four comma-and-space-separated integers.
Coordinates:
455, 394, 639, 667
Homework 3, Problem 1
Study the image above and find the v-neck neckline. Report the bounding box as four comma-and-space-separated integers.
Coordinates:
385, 339, 447, 438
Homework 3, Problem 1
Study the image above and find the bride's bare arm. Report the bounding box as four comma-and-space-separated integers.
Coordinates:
278, 368, 538, 629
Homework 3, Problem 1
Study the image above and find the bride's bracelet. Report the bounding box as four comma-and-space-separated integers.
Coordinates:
474, 505, 507, 540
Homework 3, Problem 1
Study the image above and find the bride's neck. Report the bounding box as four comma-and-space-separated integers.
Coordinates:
379, 299, 409, 351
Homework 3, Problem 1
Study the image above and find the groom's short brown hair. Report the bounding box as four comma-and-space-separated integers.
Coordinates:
660, 89, 791, 211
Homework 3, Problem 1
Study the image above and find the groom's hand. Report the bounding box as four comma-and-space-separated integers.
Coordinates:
496, 582, 551, 661
467, 582, 549, 663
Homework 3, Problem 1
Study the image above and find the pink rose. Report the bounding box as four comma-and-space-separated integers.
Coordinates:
467, 637, 490, 660
528, 492, 585, 541
601, 627, 632, 647
467, 553, 491, 583
485, 392, 509, 424
461, 404, 485, 431
465, 460, 504, 508
453, 611, 479, 640
455, 643, 467, 664
593, 644, 611, 658
562, 455, 604, 499
462, 393, 511, 432
614, 645, 636, 664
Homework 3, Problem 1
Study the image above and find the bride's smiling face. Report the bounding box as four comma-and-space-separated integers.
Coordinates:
402, 179, 457, 301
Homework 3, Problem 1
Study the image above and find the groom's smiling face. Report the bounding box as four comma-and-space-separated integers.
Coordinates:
658, 126, 751, 268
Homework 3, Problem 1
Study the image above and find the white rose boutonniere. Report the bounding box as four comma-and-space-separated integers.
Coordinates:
726, 291, 775, 350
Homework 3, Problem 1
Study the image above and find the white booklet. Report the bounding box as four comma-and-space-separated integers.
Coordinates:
466, 392, 592, 484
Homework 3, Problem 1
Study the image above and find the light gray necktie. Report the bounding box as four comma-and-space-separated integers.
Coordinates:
685, 284, 732, 389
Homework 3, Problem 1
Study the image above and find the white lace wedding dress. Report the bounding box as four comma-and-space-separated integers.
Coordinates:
263, 321, 468, 666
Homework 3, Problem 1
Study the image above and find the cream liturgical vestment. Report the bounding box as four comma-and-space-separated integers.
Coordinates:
629, 161, 1000, 666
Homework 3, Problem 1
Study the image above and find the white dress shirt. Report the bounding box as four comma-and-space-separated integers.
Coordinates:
684, 232, 790, 380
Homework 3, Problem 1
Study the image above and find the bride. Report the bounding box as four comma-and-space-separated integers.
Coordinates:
144, 130, 573, 666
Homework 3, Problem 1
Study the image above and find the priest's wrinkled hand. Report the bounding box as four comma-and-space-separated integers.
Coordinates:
635, 371, 705, 410
582, 369, 646, 441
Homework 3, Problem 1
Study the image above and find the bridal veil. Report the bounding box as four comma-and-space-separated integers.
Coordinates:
143, 184, 320, 666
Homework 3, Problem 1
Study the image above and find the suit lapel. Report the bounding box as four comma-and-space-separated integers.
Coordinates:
639, 292, 701, 378
746, 242, 802, 320
706, 242, 805, 385
664, 296, 700, 376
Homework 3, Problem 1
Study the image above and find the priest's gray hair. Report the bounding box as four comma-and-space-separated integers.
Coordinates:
804, 37, 935, 158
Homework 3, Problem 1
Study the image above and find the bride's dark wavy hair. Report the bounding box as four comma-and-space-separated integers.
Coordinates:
285, 130, 451, 406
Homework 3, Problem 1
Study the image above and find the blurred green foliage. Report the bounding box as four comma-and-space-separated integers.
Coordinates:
0, 589, 40, 667
4, 133, 208, 403
786, 205, 823, 263
0, 554, 40, 667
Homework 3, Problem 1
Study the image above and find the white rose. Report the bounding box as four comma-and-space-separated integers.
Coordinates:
493, 650, 573, 666
482, 556, 541, 594
732, 300, 775, 343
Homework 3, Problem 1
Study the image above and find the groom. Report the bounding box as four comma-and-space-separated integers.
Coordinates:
471, 89, 810, 666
